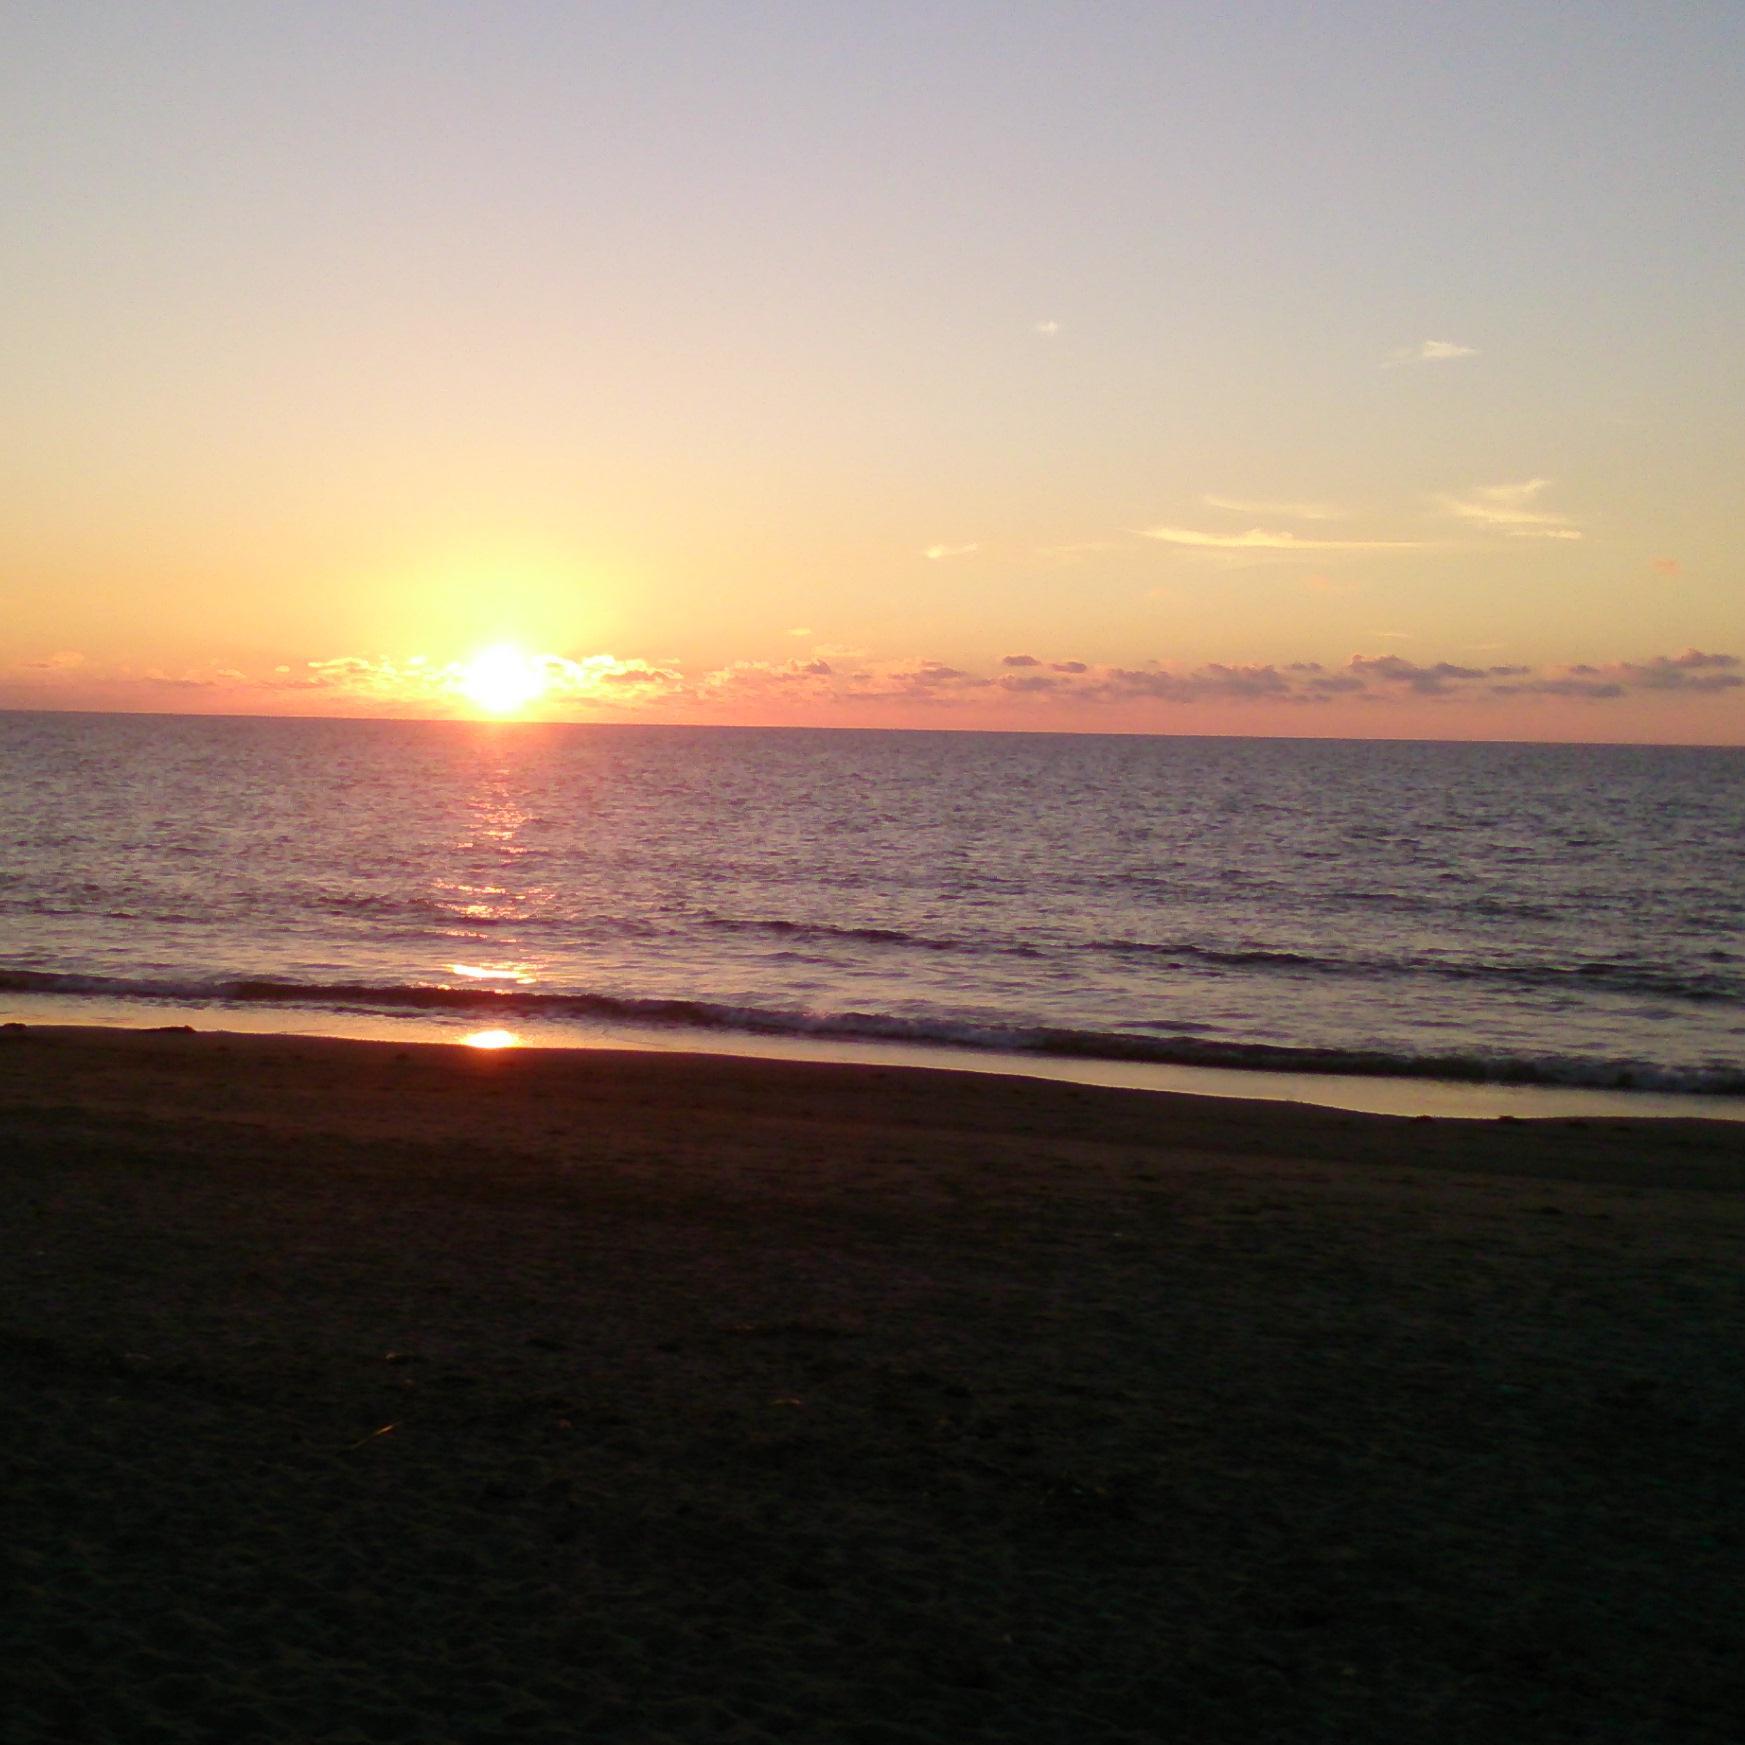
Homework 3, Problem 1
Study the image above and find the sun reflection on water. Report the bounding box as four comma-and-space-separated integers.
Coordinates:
447, 962, 536, 984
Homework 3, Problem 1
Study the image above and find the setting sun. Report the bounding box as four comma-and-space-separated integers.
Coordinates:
458, 645, 547, 715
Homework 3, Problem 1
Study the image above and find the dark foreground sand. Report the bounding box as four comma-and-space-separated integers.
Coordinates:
2, 1026, 1742, 1743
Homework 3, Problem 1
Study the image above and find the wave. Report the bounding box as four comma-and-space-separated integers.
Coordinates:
701, 915, 1743, 1004
3, 967, 1741, 1097
698, 913, 1049, 958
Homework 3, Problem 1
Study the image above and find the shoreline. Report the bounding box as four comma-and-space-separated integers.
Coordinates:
4, 1024, 1743, 1740
4, 994, 1743, 1125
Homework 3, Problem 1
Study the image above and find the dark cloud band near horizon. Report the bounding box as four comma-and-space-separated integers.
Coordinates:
7, 648, 1739, 721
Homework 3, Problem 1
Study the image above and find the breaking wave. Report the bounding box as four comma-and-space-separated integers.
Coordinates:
3, 967, 1741, 1096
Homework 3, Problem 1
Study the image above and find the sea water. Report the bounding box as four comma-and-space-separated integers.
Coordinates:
3, 711, 1741, 1112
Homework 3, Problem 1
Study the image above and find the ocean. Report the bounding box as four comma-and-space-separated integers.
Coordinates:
4, 711, 1742, 1116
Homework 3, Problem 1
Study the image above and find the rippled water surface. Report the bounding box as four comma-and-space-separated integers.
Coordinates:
3, 712, 1742, 1096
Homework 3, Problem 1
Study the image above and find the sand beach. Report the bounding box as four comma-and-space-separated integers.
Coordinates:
3, 1024, 1742, 1742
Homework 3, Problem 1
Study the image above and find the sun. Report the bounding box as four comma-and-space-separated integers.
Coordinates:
458, 644, 548, 715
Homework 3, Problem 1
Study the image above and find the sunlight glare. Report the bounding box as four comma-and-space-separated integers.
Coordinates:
461, 1028, 521, 1050
448, 962, 536, 985
459, 644, 548, 715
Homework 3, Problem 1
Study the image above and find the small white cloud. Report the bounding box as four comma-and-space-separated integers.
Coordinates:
923, 542, 980, 560
1033, 319, 1061, 336
1141, 526, 1420, 552
1387, 338, 1479, 365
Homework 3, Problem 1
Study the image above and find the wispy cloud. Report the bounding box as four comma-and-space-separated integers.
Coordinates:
1436, 478, 1580, 539
1651, 557, 1681, 577
923, 542, 980, 560
1202, 495, 1347, 521
1033, 319, 1061, 336
1386, 338, 1479, 365
1140, 525, 1421, 552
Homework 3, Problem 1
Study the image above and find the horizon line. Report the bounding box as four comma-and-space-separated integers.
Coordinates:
0, 702, 1738, 753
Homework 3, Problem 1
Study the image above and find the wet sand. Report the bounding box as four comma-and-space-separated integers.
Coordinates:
3, 1024, 1742, 1742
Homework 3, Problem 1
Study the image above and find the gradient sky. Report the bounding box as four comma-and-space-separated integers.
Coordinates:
4, 1, 1741, 739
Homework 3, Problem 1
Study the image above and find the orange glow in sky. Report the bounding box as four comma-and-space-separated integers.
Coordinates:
3, 10, 1742, 744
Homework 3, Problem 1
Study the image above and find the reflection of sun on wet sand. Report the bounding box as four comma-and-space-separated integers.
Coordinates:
3, 1025, 1742, 1743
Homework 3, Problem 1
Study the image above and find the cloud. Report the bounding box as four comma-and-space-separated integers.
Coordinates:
142, 671, 220, 689
1141, 526, 1421, 552
27, 650, 86, 670
885, 661, 990, 691
1018, 647, 1741, 709
1350, 654, 1531, 694
1387, 338, 1479, 365
695, 657, 840, 700
1492, 676, 1628, 700
1437, 478, 1581, 539
1597, 649, 1742, 692
16, 639, 1736, 723
1091, 663, 1301, 703
595, 665, 678, 687
1202, 496, 1347, 521
923, 542, 980, 560
1350, 654, 1485, 693
542, 654, 684, 698
1033, 319, 1061, 336
694, 655, 995, 708
1652, 557, 1681, 577
787, 626, 813, 637
1493, 653, 1739, 700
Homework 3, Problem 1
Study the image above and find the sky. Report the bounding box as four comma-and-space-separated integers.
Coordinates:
3, 1, 1742, 740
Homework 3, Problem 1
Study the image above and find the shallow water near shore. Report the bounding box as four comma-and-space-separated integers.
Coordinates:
5, 710, 1742, 1108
